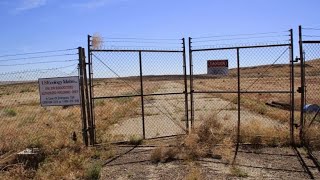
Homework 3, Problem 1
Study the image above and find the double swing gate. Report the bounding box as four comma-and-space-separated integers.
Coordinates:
81, 28, 319, 152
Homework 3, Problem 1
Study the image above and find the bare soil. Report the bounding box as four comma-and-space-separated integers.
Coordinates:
101, 140, 320, 179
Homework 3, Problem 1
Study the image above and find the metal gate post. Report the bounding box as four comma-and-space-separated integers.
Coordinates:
188, 37, 194, 129
139, 51, 146, 139
299, 25, 306, 145
233, 48, 241, 162
290, 29, 295, 146
182, 38, 189, 133
87, 35, 95, 146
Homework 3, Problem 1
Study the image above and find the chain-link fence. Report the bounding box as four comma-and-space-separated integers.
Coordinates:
0, 48, 81, 155
189, 30, 295, 151
299, 26, 320, 162
88, 36, 188, 143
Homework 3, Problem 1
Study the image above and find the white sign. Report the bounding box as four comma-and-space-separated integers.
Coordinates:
39, 76, 80, 106
207, 60, 229, 75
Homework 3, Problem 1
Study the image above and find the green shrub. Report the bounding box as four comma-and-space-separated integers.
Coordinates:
20, 88, 34, 93
129, 135, 143, 145
94, 100, 105, 106
85, 163, 102, 180
230, 166, 248, 178
4, 109, 17, 117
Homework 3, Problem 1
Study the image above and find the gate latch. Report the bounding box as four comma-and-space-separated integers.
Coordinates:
297, 87, 303, 93
293, 56, 300, 62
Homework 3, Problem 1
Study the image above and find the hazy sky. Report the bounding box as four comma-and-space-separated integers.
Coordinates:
0, 0, 319, 53
0, 0, 319, 80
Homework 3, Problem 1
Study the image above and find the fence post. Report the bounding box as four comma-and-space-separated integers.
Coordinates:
233, 48, 241, 162
139, 51, 146, 139
188, 37, 194, 129
299, 25, 306, 146
290, 29, 295, 146
78, 47, 89, 146
86, 35, 95, 146
182, 38, 189, 133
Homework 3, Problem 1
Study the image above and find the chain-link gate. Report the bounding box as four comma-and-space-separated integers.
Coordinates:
299, 26, 320, 164
189, 30, 295, 158
87, 36, 189, 143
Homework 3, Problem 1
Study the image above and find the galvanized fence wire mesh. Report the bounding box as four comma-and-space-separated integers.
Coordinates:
0, 48, 81, 155
89, 36, 188, 143
300, 27, 320, 154
189, 31, 294, 147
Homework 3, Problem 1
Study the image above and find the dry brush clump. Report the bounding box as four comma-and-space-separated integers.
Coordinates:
303, 123, 320, 150
91, 33, 103, 49
150, 146, 179, 163
180, 114, 234, 161
150, 114, 234, 163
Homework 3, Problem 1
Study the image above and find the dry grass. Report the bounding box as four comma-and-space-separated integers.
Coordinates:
229, 166, 248, 178
240, 120, 291, 147
0, 77, 162, 178
0, 80, 137, 179
303, 116, 320, 150
186, 165, 203, 180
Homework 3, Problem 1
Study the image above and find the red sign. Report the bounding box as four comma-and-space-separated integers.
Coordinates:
207, 60, 228, 67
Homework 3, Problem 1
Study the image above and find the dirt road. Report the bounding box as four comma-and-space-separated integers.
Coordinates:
109, 81, 286, 141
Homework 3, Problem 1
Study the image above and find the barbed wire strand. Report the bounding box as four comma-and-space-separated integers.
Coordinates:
303, 35, 320, 38
0, 53, 78, 62
192, 35, 289, 43
0, 48, 77, 58
191, 40, 290, 49
101, 40, 181, 45
0, 59, 78, 66
99, 37, 180, 41
0, 63, 78, 76
302, 28, 320, 31
192, 31, 289, 39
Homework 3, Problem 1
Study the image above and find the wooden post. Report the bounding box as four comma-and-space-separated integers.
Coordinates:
78, 47, 89, 146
